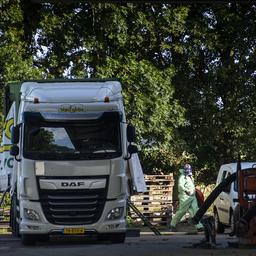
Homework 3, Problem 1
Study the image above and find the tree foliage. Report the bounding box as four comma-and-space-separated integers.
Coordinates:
172, 4, 256, 183
1, 1, 256, 183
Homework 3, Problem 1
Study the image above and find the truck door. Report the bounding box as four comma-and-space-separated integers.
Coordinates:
128, 153, 147, 194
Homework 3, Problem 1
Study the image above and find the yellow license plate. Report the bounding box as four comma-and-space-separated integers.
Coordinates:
63, 228, 85, 234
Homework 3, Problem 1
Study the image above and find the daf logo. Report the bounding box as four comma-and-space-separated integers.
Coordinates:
61, 181, 85, 187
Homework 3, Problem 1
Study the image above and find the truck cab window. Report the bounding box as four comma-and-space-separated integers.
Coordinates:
29, 127, 75, 153
23, 112, 122, 160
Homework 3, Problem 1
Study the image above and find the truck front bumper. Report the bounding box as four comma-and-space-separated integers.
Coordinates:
19, 198, 127, 235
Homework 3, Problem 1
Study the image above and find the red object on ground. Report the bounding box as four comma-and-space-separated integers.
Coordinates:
195, 188, 204, 208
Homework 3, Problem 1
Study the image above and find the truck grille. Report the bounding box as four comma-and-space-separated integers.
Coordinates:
39, 188, 107, 225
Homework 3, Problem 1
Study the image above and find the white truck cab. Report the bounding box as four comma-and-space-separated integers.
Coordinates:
213, 162, 256, 234
0, 79, 145, 245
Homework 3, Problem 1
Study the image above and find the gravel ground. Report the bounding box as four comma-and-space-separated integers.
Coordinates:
0, 232, 256, 256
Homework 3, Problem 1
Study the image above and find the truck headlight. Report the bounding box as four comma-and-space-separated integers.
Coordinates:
24, 208, 40, 221
106, 207, 124, 220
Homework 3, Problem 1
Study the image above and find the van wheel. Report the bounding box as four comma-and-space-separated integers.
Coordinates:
229, 211, 235, 236
214, 210, 225, 234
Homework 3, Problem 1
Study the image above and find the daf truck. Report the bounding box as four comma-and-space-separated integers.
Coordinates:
0, 79, 143, 245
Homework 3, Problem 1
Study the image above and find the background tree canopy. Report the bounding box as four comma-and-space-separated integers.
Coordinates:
1, 1, 256, 184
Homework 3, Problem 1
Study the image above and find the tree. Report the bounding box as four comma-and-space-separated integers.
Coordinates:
0, 0, 42, 82
0, 2, 190, 174
96, 54, 186, 171
172, 3, 256, 183
2, 1, 256, 183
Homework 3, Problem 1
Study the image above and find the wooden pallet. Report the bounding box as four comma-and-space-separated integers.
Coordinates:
130, 174, 174, 228
0, 207, 10, 233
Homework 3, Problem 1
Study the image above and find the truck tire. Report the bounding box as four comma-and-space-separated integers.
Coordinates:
21, 234, 37, 246
98, 232, 126, 243
110, 233, 126, 243
214, 210, 225, 234
11, 196, 20, 237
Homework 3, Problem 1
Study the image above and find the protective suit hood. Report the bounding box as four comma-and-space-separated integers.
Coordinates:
179, 168, 185, 175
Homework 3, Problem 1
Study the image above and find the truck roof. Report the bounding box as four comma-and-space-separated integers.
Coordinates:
4, 79, 122, 115
21, 80, 122, 103
5, 79, 121, 97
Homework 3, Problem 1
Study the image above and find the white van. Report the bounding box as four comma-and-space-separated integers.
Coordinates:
213, 162, 256, 234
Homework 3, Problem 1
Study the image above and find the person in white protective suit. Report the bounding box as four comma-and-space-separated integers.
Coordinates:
170, 164, 203, 231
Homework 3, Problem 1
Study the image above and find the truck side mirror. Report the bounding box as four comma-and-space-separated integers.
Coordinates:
127, 125, 136, 143
10, 145, 19, 157
11, 126, 19, 144
125, 144, 138, 160
128, 144, 138, 155
10, 145, 21, 162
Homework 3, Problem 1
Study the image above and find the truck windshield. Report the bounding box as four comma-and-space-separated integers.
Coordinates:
23, 112, 122, 160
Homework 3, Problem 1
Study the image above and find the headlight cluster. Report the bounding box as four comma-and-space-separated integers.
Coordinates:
106, 207, 124, 220
24, 208, 40, 221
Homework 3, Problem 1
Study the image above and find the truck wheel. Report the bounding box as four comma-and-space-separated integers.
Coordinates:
11, 196, 20, 237
98, 233, 126, 243
21, 234, 36, 246
110, 233, 126, 243
214, 210, 225, 234
38, 235, 49, 242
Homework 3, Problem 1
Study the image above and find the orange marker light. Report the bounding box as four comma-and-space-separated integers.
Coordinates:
104, 96, 110, 102
33, 98, 40, 104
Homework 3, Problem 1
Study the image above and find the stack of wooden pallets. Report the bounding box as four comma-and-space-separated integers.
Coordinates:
130, 174, 174, 228
0, 208, 10, 233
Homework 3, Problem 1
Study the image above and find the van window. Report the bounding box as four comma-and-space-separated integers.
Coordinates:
220, 170, 227, 182
223, 172, 231, 193
234, 175, 238, 192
